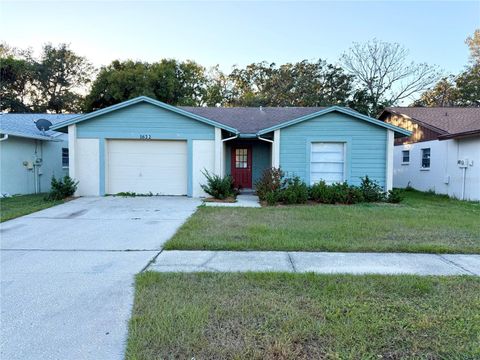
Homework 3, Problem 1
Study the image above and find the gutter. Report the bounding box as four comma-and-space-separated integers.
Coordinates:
0, 134, 8, 142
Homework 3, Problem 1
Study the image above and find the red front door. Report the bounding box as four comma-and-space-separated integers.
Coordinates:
231, 146, 252, 189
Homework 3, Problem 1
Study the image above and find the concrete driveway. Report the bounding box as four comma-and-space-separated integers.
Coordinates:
0, 196, 200, 360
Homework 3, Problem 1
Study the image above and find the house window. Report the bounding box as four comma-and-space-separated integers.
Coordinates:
310, 142, 345, 185
235, 148, 248, 168
62, 148, 69, 167
421, 148, 430, 169
402, 150, 410, 163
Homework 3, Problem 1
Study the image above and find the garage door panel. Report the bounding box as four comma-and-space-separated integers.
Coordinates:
107, 140, 187, 195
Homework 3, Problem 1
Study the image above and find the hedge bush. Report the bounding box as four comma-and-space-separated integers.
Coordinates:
256, 168, 403, 206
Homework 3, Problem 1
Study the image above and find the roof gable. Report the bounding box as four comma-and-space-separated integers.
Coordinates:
50, 96, 239, 133
381, 107, 480, 135
257, 106, 412, 136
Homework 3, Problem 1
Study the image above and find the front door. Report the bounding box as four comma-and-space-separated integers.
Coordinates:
231, 146, 252, 188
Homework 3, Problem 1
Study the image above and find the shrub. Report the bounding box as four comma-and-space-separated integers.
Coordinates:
387, 188, 404, 203
360, 176, 385, 202
255, 167, 284, 201
310, 181, 364, 204
280, 176, 309, 204
200, 169, 237, 200
310, 180, 332, 203
265, 191, 279, 206
46, 175, 78, 200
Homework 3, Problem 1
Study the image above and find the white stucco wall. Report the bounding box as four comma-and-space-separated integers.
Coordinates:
75, 138, 99, 196
192, 140, 215, 197
393, 137, 480, 201
0, 135, 68, 196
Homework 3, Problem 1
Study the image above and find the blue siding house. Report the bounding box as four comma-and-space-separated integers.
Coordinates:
0, 114, 75, 196
50, 96, 410, 197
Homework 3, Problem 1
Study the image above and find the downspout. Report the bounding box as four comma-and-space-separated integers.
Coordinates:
0, 134, 8, 142
461, 166, 467, 201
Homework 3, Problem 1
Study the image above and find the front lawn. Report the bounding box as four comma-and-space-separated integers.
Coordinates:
165, 190, 480, 253
127, 272, 480, 359
0, 193, 64, 222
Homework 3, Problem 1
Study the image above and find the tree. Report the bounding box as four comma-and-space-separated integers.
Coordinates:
33, 43, 94, 113
226, 60, 354, 107
84, 59, 208, 111
0, 44, 36, 112
465, 29, 480, 64
1, 42, 93, 113
415, 30, 480, 107
413, 76, 459, 107
341, 39, 439, 115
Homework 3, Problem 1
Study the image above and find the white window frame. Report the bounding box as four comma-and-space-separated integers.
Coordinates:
62, 147, 69, 168
421, 148, 431, 170
310, 141, 346, 185
401, 150, 410, 165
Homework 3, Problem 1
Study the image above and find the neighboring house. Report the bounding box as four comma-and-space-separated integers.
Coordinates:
50, 96, 410, 197
379, 107, 480, 201
0, 114, 76, 196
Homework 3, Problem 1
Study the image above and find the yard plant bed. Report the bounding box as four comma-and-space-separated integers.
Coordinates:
127, 272, 480, 359
165, 191, 480, 253
0, 193, 64, 222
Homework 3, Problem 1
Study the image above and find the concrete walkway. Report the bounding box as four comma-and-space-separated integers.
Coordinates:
204, 194, 261, 207
148, 250, 480, 276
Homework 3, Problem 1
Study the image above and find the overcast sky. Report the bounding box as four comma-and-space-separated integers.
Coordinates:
1, 1, 479, 75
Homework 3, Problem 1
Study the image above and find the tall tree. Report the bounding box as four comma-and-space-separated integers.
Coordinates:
227, 60, 354, 107
33, 43, 94, 113
415, 29, 480, 107
84, 59, 207, 111
0, 43, 36, 112
465, 29, 480, 64
341, 39, 439, 115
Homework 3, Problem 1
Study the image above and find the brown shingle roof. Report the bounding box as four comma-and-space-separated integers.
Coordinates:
179, 106, 325, 133
384, 107, 480, 137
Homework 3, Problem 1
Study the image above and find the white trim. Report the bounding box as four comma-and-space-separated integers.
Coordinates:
214, 127, 222, 175
68, 124, 76, 182
386, 129, 394, 191
272, 129, 281, 168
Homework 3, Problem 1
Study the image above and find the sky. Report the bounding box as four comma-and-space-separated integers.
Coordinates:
1, 0, 479, 76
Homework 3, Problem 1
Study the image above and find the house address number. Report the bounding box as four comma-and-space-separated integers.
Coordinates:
139, 134, 152, 139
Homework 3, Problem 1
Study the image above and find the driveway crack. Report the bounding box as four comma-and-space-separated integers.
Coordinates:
140, 249, 164, 272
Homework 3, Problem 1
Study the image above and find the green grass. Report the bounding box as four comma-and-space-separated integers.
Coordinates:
0, 193, 64, 222
127, 272, 480, 359
165, 190, 480, 253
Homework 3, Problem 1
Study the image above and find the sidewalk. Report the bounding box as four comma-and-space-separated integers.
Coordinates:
148, 250, 480, 276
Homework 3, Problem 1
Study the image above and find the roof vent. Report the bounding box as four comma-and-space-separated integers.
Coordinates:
445, 112, 448, 116
35, 119, 52, 134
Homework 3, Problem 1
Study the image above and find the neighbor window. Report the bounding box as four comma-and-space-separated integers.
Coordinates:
421, 148, 430, 168
62, 148, 69, 167
402, 150, 410, 163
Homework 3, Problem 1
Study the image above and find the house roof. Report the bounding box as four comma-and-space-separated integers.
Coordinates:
179, 106, 326, 134
382, 107, 480, 139
0, 113, 78, 140
50, 96, 411, 137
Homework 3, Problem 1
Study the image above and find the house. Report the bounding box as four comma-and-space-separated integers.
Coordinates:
0, 114, 76, 196
379, 107, 480, 201
50, 96, 410, 197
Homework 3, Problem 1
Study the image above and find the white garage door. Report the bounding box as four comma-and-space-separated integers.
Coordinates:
107, 140, 187, 195
310, 142, 345, 185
